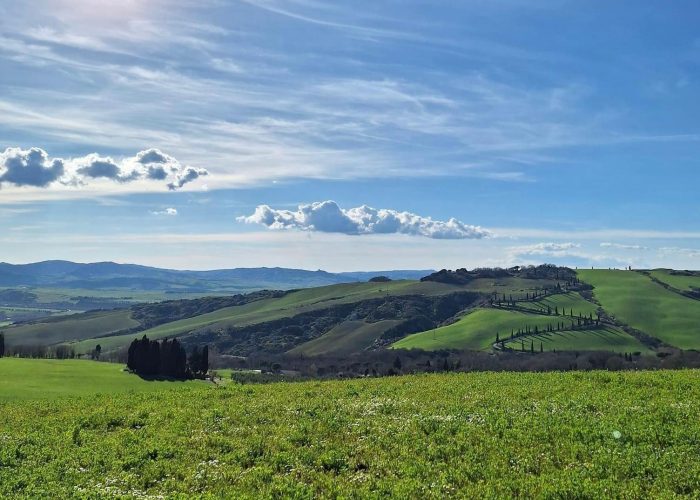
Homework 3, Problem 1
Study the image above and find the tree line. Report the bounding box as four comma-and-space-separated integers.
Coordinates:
214, 347, 700, 380
0, 333, 77, 359
126, 336, 208, 379
495, 312, 602, 351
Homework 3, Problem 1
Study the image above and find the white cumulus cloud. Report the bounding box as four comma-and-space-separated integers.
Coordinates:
167, 166, 208, 191
0, 147, 208, 190
150, 207, 178, 216
237, 200, 490, 239
0, 147, 65, 187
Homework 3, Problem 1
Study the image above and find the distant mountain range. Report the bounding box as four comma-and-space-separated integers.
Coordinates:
0, 260, 433, 292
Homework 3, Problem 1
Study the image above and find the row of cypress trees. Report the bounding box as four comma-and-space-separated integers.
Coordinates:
126, 336, 208, 379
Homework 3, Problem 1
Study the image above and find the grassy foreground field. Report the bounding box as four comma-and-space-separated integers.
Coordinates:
2, 367, 700, 497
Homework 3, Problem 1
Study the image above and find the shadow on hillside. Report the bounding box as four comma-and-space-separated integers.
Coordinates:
125, 371, 193, 382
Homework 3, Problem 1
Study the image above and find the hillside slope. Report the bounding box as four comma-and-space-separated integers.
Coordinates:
6, 265, 698, 358
577, 270, 700, 350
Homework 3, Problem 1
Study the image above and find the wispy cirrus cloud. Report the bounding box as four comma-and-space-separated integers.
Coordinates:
600, 242, 649, 250
659, 247, 700, 259
3, 0, 696, 200
509, 242, 581, 257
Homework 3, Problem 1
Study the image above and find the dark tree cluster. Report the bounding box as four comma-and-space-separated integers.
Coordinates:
489, 285, 566, 308
421, 264, 578, 285
188, 345, 209, 377
421, 267, 511, 285
127, 336, 208, 379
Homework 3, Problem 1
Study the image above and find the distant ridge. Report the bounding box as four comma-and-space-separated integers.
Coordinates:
0, 260, 433, 292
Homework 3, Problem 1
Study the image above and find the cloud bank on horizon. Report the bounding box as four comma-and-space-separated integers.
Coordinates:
0, 147, 208, 191
238, 200, 490, 239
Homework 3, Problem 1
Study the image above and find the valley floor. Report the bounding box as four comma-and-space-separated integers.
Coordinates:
1, 360, 699, 497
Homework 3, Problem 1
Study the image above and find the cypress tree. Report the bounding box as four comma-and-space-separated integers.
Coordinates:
148, 340, 160, 375
127, 338, 136, 371
201, 345, 209, 374
0, 332, 4, 358
174, 340, 187, 379
189, 346, 201, 375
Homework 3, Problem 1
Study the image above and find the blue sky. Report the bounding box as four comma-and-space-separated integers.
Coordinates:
1, 0, 699, 271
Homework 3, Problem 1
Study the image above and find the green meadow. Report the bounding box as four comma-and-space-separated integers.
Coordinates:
502, 326, 652, 353
0, 358, 199, 402
2, 309, 139, 347
648, 269, 700, 292
577, 270, 700, 350
2, 363, 700, 497
392, 307, 647, 353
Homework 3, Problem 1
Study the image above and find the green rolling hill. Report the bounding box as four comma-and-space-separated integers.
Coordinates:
647, 269, 700, 297
2, 309, 139, 347
68, 280, 476, 354
3, 265, 698, 358
502, 326, 652, 353
576, 270, 700, 350
391, 287, 649, 353
289, 320, 403, 356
